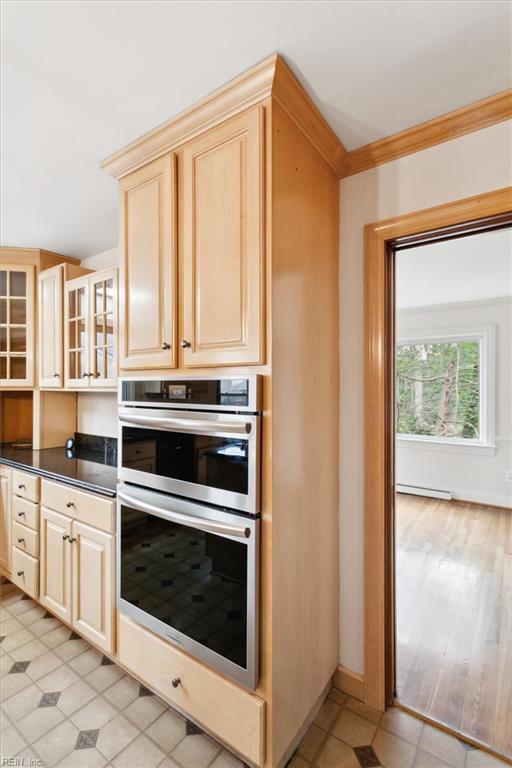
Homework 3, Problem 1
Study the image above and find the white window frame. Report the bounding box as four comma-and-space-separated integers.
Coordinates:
396, 324, 496, 454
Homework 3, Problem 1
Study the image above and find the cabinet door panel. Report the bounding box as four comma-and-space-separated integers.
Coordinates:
0, 467, 11, 573
64, 278, 90, 388
182, 107, 264, 367
40, 507, 72, 622
89, 269, 118, 388
119, 155, 176, 370
72, 521, 114, 653
0, 265, 35, 386
39, 266, 63, 388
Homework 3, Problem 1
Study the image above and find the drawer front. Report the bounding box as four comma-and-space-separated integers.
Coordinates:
12, 521, 39, 558
118, 614, 265, 766
12, 470, 40, 503
41, 480, 115, 534
12, 495, 40, 531
11, 548, 39, 599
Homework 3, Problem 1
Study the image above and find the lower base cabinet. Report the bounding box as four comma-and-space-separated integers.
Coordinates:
40, 504, 115, 654
118, 613, 265, 766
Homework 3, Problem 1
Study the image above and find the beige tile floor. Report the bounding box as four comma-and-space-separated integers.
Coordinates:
1, 580, 509, 768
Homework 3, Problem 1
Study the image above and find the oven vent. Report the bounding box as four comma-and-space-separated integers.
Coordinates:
396, 483, 452, 501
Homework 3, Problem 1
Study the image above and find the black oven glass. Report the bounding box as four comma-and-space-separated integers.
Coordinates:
121, 378, 250, 407
120, 504, 248, 668
121, 427, 249, 495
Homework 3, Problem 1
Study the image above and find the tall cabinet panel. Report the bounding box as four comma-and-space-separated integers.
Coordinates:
0, 265, 35, 386
39, 266, 63, 388
181, 107, 264, 367
119, 155, 176, 370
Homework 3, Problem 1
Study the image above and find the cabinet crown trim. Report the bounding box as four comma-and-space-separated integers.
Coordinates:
101, 53, 347, 179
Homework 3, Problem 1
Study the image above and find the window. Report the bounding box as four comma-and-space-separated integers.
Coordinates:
396, 326, 495, 448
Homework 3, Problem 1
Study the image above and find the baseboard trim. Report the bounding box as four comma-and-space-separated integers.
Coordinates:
333, 665, 366, 702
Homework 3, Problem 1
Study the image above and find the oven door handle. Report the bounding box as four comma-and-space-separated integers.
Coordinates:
119, 412, 252, 435
117, 490, 251, 539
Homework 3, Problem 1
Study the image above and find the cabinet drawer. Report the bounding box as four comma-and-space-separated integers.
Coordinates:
118, 614, 264, 766
11, 548, 39, 599
12, 521, 39, 558
41, 480, 115, 534
12, 495, 40, 531
12, 470, 40, 503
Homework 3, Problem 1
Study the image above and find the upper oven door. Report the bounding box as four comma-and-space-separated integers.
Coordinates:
118, 408, 260, 514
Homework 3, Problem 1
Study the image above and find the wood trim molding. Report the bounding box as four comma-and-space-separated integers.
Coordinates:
333, 666, 366, 702
343, 89, 512, 177
101, 53, 347, 179
364, 186, 512, 712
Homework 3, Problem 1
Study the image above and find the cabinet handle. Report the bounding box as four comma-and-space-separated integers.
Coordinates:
171, 677, 181, 688
180, 340, 191, 349
66, 501, 74, 508
17, 484, 25, 490
17, 537, 25, 544
17, 570, 24, 577
161, 342, 171, 350
82, 372, 88, 377
68, 537, 77, 543
62, 534, 69, 541
53, 373, 60, 377
17, 511, 25, 517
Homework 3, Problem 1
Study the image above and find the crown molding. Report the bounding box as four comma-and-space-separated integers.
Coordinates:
101, 53, 347, 180
343, 88, 512, 178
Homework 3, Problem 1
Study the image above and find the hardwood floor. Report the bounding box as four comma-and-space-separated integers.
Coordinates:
395, 493, 512, 760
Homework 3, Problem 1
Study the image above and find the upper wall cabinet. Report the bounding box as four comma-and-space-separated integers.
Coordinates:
0, 265, 35, 387
64, 268, 118, 389
181, 107, 265, 367
119, 155, 176, 370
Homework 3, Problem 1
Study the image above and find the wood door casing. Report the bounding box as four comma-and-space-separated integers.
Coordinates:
39, 506, 72, 623
181, 107, 265, 367
39, 265, 63, 388
119, 154, 176, 370
72, 521, 114, 654
0, 467, 11, 573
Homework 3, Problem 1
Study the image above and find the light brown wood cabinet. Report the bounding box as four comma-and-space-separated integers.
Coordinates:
118, 156, 176, 370
181, 108, 264, 367
0, 466, 12, 573
40, 501, 115, 654
0, 265, 35, 386
64, 267, 118, 389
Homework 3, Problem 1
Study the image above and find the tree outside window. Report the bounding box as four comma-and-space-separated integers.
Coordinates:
396, 340, 480, 440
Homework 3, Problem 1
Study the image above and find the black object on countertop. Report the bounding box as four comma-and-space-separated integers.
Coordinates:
0, 443, 117, 497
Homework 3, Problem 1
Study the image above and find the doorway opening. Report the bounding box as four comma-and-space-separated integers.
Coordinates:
363, 187, 512, 763
393, 224, 512, 758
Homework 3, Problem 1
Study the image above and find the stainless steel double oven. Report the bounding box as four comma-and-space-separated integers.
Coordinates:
117, 376, 262, 689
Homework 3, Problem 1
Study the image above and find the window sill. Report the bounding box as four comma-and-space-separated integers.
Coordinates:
396, 436, 496, 456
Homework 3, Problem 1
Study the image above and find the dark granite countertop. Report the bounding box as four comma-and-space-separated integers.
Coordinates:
0, 445, 117, 497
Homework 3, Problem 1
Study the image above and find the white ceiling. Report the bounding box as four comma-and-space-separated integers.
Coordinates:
1, 0, 511, 258
396, 228, 512, 309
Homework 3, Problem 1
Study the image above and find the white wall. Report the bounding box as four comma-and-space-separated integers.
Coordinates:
396, 298, 512, 508
77, 392, 118, 438
339, 119, 512, 676
81, 247, 119, 271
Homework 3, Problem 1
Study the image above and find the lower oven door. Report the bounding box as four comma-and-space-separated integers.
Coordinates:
117, 484, 259, 690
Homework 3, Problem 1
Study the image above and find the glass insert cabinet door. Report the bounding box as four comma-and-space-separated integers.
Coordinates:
89, 269, 117, 388
65, 276, 90, 387
0, 265, 35, 387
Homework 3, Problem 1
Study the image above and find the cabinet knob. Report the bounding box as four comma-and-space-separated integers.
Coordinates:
180, 340, 191, 349
171, 677, 181, 688
53, 373, 60, 377
17, 511, 25, 517
68, 537, 77, 543
161, 342, 171, 350
66, 501, 74, 508
62, 534, 69, 541
17, 537, 25, 544
81, 372, 88, 377
17, 484, 25, 490
17, 570, 24, 577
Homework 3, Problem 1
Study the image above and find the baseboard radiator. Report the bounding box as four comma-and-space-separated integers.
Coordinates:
396, 484, 452, 501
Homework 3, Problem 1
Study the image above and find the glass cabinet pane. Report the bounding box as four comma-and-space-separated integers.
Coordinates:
105, 279, 114, 314
10, 328, 26, 352
0, 328, 6, 352
0, 271, 6, 295
106, 347, 114, 379
10, 272, 26, 297
0, 299, 6, 324
94, 281, 104, 314
77, 287, 86, 317
11, 357, 26, 379
79, 319, 86, 348
0, 357, 7, 378
69, 291, 76, 319
10, 299, 26, 325
95, 346, 104, 378
95, 317, 104, 347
